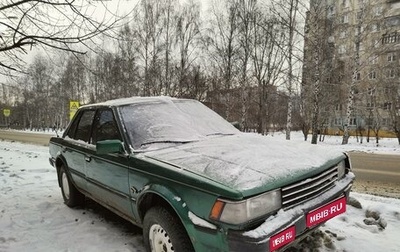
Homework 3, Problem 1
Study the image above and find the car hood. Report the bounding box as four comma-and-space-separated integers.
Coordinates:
143, 134, 345, 197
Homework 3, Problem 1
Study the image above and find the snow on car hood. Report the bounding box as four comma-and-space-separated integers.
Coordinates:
143, 134, 345, 196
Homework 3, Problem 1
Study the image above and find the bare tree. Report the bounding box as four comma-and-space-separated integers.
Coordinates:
131, 0, 170, 96
11, 54, 56, 129
162, 0, 177, 96
386, 83, 400, 144
175, 0, 201, 97
302, 1, 335, 144
0, 0, 125, 77
236, 0, 256, 130
116, 25, 140, 98
271, 0, 304, 140
205, 0, 240, 121
375, 62, 399, 145
60, 54, 87, 102
251, 11, 285, 135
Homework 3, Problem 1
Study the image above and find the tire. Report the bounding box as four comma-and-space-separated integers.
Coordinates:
143, 206, 194, 252
59, 165, 84, 207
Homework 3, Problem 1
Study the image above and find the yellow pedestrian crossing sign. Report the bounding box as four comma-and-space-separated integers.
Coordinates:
69, 101, 80, 120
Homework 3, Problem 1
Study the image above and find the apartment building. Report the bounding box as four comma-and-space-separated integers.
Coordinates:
303, 0, 400, 135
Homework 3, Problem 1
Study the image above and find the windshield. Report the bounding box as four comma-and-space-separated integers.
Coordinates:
118, 99, 239, 150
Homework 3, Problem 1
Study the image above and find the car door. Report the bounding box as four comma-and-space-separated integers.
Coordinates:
85, 108, 134, 220
62, 109, 96, 192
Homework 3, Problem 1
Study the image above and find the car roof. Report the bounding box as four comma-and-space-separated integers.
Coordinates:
80, 96, 186, 109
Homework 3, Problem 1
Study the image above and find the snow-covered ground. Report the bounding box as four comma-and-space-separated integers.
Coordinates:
0, 133, 399, 252
274, 131, 399, 155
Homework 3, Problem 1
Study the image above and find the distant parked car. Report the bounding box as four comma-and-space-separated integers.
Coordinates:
49, 96, 354, 252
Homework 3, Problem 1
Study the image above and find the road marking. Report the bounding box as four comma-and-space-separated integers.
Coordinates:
352, 168, 400, 177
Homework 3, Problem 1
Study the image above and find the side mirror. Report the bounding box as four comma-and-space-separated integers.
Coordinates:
96, 140, 123, 155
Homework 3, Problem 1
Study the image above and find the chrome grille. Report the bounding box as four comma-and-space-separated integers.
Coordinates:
282, 165, 339, 209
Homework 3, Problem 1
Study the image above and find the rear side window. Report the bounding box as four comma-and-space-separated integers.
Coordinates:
65, 114, 80, 139
74, 110, 96, 143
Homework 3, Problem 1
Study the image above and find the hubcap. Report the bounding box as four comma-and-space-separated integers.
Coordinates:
149, 224, 174, 252
62, 172, 70, 200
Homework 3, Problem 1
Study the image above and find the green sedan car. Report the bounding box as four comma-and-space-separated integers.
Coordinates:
49, 96, 354, 252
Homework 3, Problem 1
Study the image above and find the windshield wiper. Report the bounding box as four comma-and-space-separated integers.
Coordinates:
206, 133, 235, 137
140, 140, 194, 147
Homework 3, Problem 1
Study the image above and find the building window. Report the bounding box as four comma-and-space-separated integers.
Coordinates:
327, 6, 335, 17
373, 6, 382, 16
382, 33, 400, 44
369, 55, 378, 64
371, 23, 379, 32
334, 118, 342, 126
374, 39, 380, 48
326, 76, 332, 83
367, 102, 375, 109
385, 16, 400, 27
338, 45, 346, 54
356, 11, 362, 21
388, 53, 396, 62
360, 42, 365, 51
368, 71, 377, 80
387, 69, 396, 78
384, 87, 393, 95
355, 72, 361, 80
342, 14, 349, 24
354, 42, 364, 51
383, 102, 392, 110
335, 104, 343, 111
368, 87, 376, 96
355, 27, 358, 36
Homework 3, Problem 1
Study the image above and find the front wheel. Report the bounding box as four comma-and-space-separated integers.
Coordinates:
143, 206, 194, 252
59, 165, 84, 207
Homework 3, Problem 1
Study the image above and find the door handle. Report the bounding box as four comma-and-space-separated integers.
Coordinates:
84, 156, 92, 162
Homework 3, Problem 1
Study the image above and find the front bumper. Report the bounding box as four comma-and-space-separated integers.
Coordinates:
228, 174, 354, 252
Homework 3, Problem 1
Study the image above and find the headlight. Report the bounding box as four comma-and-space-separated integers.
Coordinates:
209, 190, 281, 225
337, 160, 346, 179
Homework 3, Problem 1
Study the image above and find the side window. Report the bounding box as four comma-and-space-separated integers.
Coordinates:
91, 109, 121, 145
74, 110, 96, 143
65, 113, 80, 139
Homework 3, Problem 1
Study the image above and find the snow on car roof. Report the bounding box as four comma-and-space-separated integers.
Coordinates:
81, 96, 184, 108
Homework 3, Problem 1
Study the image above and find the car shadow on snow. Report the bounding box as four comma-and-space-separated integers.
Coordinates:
76, 197, 145, 249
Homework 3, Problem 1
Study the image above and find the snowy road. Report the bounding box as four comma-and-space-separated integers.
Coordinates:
349, 152, 400, 184
1, 139, 400, 251
0, 130, 53, 146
